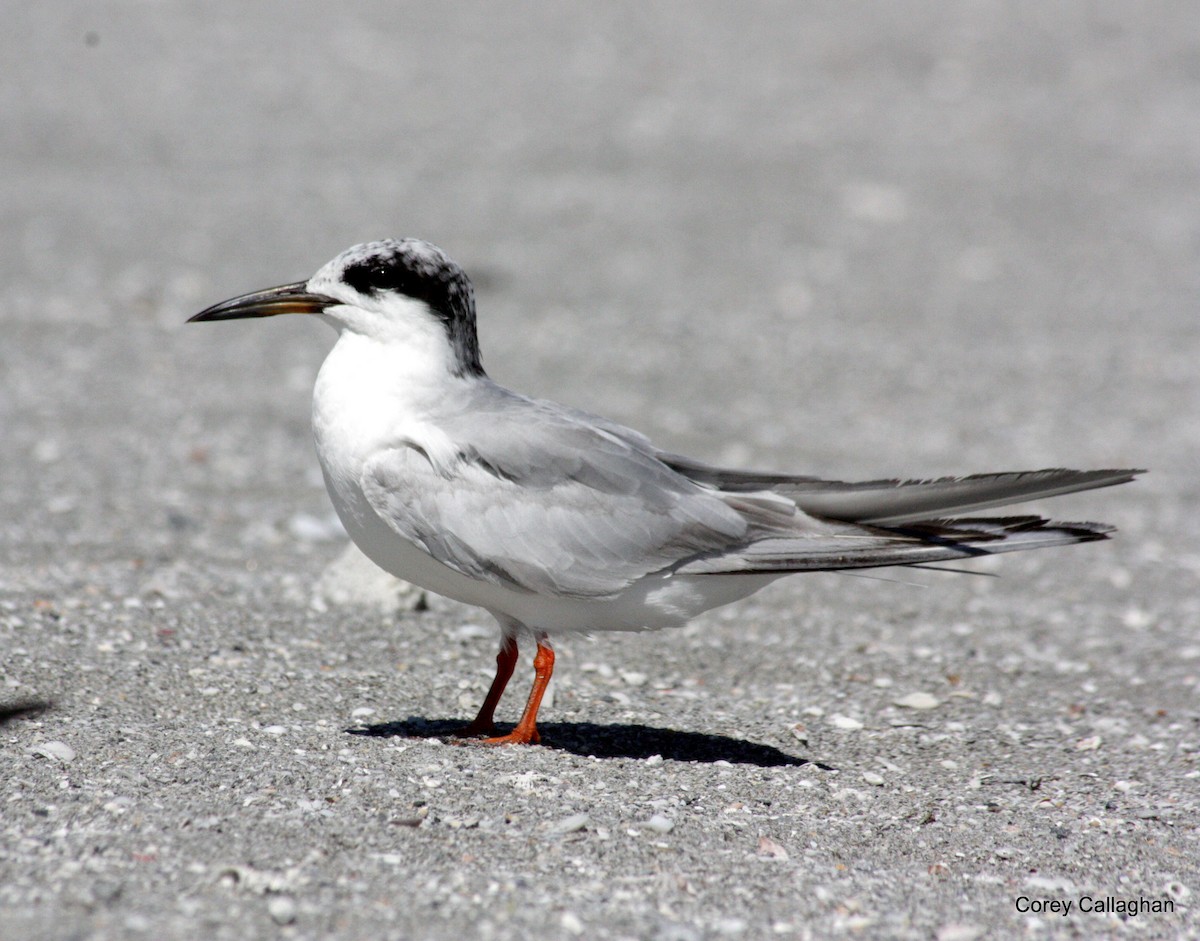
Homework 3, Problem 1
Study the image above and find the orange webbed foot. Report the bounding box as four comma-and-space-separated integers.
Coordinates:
478, 726, 540, 746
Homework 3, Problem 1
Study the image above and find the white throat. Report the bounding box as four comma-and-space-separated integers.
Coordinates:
311, 324, 469, 487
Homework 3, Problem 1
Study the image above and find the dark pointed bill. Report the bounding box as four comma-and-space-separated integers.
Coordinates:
188, 282, 336, 322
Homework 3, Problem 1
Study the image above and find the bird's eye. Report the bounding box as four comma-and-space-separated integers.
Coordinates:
342, 257, 419, 299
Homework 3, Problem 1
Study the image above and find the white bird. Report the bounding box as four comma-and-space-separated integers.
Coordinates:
191, 238, 1140, 745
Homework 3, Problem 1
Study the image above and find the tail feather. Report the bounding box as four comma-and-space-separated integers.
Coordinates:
674, 516, 1115, 576
660, 456, 1143, 525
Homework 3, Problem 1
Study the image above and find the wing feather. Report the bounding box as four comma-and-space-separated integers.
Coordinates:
359, 392, 755, 599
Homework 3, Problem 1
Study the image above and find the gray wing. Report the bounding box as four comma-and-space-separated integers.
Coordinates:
359, 394, 764, 599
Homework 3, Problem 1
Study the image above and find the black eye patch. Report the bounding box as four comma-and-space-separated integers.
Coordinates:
344, 258, 425, 298
342, 250, 467, 318
337, 241, 483, 377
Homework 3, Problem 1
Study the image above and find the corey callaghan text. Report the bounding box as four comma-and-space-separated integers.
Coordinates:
1015, 895, 1175, 917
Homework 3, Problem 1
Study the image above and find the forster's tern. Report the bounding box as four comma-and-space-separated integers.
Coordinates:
191, 238, 1140, 745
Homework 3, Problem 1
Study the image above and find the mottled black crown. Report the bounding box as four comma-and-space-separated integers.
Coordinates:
340, 239, 483, 377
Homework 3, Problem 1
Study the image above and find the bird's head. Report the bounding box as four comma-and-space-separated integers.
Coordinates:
190, 238, 484, 377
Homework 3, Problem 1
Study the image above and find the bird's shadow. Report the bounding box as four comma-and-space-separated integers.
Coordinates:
0, 700, 53, 725
348, 716, 832, 769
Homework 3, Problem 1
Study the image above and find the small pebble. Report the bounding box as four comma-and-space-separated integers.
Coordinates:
862, 772, 885, 786
267, 895, 297, 925
548, 813, 590, 835
829, 714, 863, 730
32, 741, 75, 763
1122, 607, 1152, 629
894, 692, 940, 710
641, 814, 674, 834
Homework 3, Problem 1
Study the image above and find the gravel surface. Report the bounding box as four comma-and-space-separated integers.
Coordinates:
3, 4, 1198, 939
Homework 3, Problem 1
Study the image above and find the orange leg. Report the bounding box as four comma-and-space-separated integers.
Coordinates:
454, 635, 519, 738
480, 636, 554, 746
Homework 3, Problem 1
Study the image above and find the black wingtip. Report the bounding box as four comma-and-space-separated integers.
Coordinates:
1043, 520, 1117, 543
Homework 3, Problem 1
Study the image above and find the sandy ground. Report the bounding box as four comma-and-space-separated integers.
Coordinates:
3, 4, 1198, 939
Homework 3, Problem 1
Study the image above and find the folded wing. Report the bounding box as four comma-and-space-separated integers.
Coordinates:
359, 397, 760, 599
